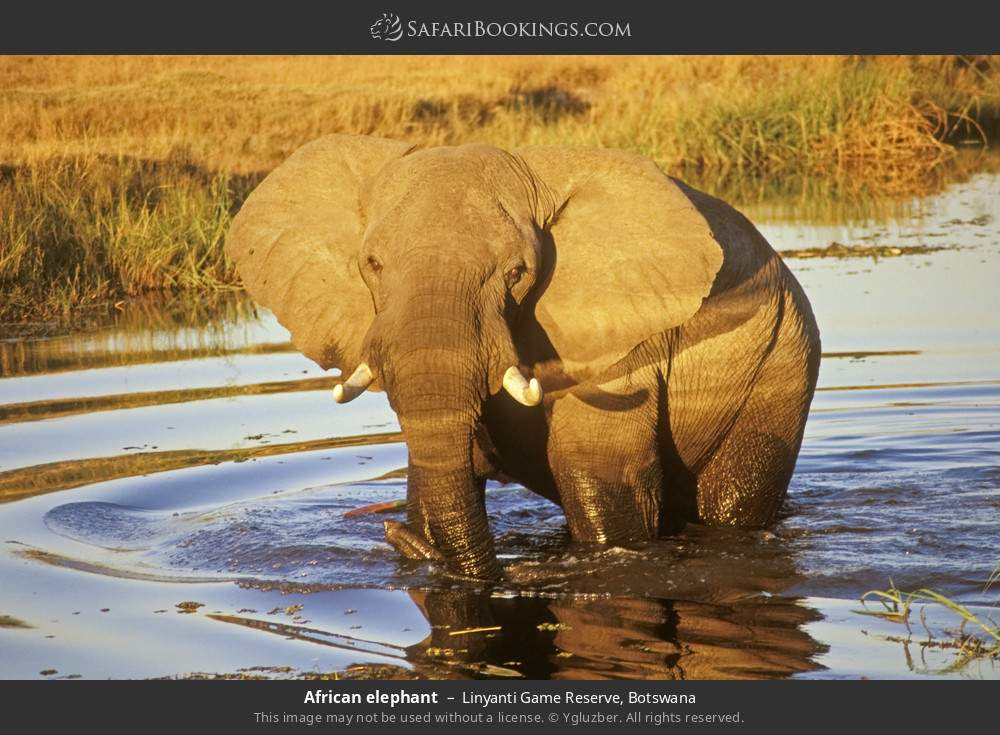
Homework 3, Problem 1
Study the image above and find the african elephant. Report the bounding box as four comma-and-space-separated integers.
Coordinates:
225, 134, 821, 581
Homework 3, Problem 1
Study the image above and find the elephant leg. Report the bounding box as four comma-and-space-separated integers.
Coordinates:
695, 425, 794, 528
695, 295, 819, 528
546, 376, 663, 544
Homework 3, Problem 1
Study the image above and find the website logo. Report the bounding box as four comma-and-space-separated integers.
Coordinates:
368, 15, 631, 42
370, 12, 403, 42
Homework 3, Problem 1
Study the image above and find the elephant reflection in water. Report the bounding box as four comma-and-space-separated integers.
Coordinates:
403, 588, 825, 680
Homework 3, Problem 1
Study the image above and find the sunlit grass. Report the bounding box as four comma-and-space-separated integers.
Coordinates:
0, 152, 249, 323
2, 55, 998, 323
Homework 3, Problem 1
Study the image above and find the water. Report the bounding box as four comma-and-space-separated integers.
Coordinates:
1, 173, 998, 680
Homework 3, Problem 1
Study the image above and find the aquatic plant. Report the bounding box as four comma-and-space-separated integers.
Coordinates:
858, 580, 1000, 673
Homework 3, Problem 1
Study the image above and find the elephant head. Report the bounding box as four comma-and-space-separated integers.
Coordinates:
226, 135, 723, 580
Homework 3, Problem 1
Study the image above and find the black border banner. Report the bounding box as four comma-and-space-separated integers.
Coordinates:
2, 680, 998, 732
2, 3, 999, 733
1, 0, 999, 54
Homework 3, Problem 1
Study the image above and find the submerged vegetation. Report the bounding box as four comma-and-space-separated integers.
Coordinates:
779, 242, 953, 259
1, 55, 998, 323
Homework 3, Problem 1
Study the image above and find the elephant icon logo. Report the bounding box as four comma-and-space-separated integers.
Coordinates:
370, 12, 403, 42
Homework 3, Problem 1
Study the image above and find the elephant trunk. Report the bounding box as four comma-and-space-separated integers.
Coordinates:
404, 440, 498, 580
376, 284, 502, 580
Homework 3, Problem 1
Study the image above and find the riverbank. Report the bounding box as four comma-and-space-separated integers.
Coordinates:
2, 55, 998, 323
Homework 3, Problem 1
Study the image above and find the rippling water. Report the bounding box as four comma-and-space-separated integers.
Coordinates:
1, 173, 998, 680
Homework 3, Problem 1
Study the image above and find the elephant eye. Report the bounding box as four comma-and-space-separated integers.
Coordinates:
505, 264, 526, 289
366, 255, 383, 274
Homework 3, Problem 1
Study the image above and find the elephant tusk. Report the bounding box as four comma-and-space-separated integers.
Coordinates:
502, 366, 542, 407
333, 362, 373, 404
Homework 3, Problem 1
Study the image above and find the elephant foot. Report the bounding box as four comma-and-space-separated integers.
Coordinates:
384, 520, 444, 561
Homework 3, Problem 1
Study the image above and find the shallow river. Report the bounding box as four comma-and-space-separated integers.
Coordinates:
1, 173, 998, 679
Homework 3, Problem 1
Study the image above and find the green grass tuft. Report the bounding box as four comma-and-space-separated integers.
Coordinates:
857, 579, 1000, 673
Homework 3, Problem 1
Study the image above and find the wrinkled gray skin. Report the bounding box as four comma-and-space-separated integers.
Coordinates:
226, 134, 821, 581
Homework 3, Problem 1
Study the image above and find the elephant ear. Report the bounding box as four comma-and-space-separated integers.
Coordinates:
516, 146, 724, 377
226, 134, 413, 373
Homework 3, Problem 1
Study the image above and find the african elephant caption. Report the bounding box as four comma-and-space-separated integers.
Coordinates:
226, 135, 821, 581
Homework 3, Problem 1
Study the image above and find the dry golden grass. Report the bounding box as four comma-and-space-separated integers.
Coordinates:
1, 55, 998, 324
4, 55, 996, 173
